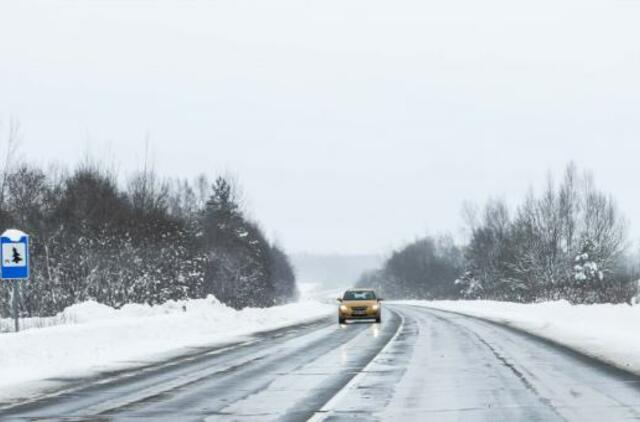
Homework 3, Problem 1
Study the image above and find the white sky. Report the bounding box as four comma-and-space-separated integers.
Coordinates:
1, 0, 639, 254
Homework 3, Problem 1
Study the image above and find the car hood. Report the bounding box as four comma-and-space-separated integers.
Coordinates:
341, 300, 378, 307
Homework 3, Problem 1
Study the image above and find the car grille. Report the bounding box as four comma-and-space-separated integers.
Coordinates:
351, 306, 368, 312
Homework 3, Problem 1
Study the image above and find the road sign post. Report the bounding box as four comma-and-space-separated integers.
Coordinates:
12, 280, 20, 332
1, 229, 29, 333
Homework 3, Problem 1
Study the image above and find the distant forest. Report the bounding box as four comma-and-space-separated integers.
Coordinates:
359, 164, 639, 304
0, 133, 297, 317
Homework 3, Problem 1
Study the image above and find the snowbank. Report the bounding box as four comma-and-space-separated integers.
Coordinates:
398, 300, 640, 376
0, 296, 333, 396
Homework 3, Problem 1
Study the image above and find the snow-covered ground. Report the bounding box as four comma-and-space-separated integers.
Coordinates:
298, 282, 345, 304
0, 296, 333, 399
398, 300, 640, 376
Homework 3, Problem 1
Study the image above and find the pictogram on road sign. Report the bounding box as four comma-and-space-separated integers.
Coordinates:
1, 229, 29, 280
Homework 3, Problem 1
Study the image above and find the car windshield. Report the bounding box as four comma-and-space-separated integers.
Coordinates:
343, 291, 376, 301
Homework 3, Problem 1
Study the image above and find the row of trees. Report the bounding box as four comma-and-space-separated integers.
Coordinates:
0, 144, 298, 317
359, 164, 639, 304
357, 235, 463, 300
457, 164, 637, 303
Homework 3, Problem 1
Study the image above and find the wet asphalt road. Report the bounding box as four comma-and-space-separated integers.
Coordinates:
1, 304, 640, 421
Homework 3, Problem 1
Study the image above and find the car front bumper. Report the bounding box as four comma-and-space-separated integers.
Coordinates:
339, 310, 380, 319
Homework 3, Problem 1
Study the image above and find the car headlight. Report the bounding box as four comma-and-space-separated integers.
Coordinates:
372, 305, 379, 311
340, 305, 348, 312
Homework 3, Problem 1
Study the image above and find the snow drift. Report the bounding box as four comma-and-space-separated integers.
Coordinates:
0, 296, 333, 398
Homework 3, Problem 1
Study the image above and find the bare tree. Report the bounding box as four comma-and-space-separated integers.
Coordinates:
460, 163, 635, 303
0, 119, 21, 208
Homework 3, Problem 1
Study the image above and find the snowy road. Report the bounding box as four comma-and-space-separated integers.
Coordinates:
2, 304, 640, 421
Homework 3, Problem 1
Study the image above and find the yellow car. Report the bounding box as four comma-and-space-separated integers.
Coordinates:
337, 289, 383, 324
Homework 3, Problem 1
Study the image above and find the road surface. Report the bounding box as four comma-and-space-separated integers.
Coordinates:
1, 304, 640, 421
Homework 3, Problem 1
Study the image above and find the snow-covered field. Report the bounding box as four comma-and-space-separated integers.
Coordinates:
0, 296, 333, 399
298, 282, 345, 304
398, 300, 640, 376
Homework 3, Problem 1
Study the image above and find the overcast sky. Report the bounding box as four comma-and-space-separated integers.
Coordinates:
1, 0, 639, 255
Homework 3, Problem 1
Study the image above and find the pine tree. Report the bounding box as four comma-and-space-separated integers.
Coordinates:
573, 239, 603, 284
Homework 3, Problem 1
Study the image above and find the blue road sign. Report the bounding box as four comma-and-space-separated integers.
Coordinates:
1, 229, 29, 280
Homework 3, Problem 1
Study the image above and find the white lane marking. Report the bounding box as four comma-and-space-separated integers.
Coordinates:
216, 319, 387, 417
307, 308, 406, 422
